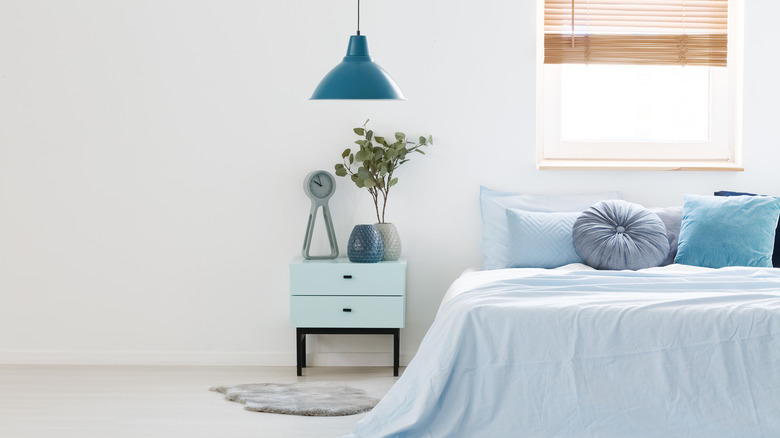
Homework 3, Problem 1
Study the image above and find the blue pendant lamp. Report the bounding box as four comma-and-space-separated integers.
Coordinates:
311, 0, 405, 100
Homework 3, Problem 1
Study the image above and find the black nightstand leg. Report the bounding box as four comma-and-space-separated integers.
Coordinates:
302, 332, 307, 367
296, 329, 305, 376
393, 329, 400, 376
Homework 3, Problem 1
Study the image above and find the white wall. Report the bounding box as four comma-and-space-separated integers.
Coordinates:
1, 0, 778, 366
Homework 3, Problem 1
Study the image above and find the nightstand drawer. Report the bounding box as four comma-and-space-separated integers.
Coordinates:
290, 260, 406, 296
290, 296, 405, 328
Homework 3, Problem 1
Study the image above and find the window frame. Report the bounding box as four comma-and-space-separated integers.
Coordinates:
535, 0, 744, 171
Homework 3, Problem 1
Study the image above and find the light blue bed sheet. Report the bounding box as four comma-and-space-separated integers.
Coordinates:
346, 267, 780, 438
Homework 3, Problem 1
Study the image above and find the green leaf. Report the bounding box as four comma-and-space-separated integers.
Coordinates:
395, 132, 406, 141
358, 151, 372, 162
357, 167, 370, 179
354, 128, 365, 136
366, 130, 373, 141
355, 139, 367, 147
335, 167, 347, 177
342, 149, 351, 158
417, 150, 426, 155
363, 178, 375, 188
376, 178, 385, 189
349, 154, 354, 164
428, 135, 434, 144
389, 177, 398, 187
419, 136, 426, 145
375, 136, 385, 145
335, 163, 344, 170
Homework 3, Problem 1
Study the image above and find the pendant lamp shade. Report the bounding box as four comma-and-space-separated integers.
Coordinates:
310, 35, 405, 100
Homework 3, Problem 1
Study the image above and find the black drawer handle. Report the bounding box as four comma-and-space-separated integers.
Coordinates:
343, 308, 352, 312
343, 275, 353, 279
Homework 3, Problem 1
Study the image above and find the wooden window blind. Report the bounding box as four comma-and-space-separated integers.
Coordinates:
544, 0, 728, 66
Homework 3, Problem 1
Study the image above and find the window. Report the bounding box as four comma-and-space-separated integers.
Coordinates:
537, 0, 743, 170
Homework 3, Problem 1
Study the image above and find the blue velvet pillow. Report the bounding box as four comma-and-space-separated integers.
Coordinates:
675, 194, 780, 268
572, 200, 669, 270
505, 209, 581, 268
715, 190, 780, 267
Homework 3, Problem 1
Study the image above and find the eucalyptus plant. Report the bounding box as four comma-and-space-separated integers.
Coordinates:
335, 120, 433, 223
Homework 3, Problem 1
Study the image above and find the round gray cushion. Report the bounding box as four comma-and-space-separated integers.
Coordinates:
573, 200, 670, 270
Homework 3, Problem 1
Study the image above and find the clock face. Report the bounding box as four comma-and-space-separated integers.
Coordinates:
306, 171, 335, 200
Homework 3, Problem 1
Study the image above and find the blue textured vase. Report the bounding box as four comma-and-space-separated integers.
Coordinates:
347, 224, 385, 263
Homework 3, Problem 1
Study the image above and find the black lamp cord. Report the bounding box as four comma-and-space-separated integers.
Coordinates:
357, 0, 361, 35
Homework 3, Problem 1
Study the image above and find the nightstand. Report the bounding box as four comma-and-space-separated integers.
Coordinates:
289, 258, 406, 376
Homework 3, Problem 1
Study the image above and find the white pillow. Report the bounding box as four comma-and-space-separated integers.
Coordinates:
480, 186, 621, 270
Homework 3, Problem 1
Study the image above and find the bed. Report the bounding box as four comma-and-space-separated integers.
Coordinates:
344, 189, 780, 437
347, 264, 780, 437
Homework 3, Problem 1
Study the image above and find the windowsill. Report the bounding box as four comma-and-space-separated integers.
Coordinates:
537, 159, 744, 172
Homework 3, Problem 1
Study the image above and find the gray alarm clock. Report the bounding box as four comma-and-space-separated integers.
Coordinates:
302, 170, 339, 259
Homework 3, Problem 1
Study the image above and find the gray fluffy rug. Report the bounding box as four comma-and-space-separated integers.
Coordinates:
209, 382, 380, 417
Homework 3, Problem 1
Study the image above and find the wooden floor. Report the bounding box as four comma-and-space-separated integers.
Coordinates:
0, 365, 401, 438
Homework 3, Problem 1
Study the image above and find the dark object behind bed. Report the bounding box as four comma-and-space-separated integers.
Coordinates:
715, 190, 780, 267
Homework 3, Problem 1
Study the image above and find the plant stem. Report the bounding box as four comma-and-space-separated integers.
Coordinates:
381, 191, 388, 223
371, 187, 381, 223
380, 169, 393, 223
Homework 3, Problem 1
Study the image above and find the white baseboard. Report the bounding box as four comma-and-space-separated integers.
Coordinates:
0, 350, 294, 366
0, 350, 414, 367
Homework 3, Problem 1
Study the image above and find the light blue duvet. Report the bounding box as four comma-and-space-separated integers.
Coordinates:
346, 266, 780, 437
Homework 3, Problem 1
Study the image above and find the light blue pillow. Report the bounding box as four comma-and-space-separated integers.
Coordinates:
480, 186, 621, 270
572, 200, 669, 270
506, 209, 581, 268
675, 194, 780, 268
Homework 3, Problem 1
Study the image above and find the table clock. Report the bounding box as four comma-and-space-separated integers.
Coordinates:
302, 170, 339, 259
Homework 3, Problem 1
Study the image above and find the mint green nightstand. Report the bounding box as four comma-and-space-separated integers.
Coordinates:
289, 258, 407, 376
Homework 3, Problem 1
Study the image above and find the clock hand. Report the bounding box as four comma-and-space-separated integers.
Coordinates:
314, 176, 322, 187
